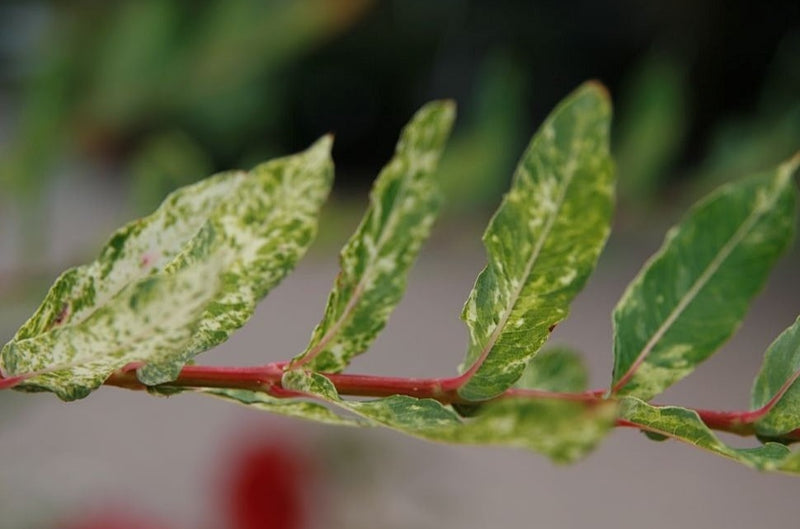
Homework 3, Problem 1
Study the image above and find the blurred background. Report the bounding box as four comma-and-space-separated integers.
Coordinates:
0, 1, 799, 528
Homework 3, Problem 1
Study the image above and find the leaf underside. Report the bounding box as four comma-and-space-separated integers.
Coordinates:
620, 397, 800, 474
280, 371, 617, 464
457, 81, 615, 401
291, 101, 455, 372
612, 157, 798, 400
1, 138, 334, 399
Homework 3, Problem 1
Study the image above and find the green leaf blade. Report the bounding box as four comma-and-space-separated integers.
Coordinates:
619, 397, 793, 471
514, 347, 589, 393
458, 82, 615, 401
751, 316, 800, 436
612, 157, 798, 400
291, 102, 455, 372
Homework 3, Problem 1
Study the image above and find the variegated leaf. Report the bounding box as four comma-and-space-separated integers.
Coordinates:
139, 137, 334, 383
0, 260, 221, 400
281, 371, 616, 464
1, 137, 334, 395
612, 157, 798, 400
457, 82, 614, 400
751, 316, 800, 437
619, 397, 794, 472
291, 102, 455, 372
207, 388, 365, 427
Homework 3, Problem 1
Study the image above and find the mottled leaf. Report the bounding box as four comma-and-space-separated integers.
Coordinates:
751, 316, 800, 436
282, 371, 616, 463
457, 82, 614, 400
620, 397, 792, 471
0, 260, 221, 400
514, 347, 589, 393
1, 138, 334, 396
139, 137, 334, 383
291, 102, 455, 372
612, 157, 798, 400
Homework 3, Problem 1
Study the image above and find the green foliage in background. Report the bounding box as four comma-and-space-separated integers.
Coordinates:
2, 83, 800, 475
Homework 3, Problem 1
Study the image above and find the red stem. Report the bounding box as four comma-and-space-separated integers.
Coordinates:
6, 362, 800, 443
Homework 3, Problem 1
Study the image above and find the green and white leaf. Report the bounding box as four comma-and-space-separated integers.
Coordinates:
0, 260, 221, 400
291, 102, 455, 372
282, 370, 616, 464
207, 388, 365, 427
751, 316, 800, 436
514, 347, 589, 393
619, 397, 794, 472
1, 137, 334, 396
458, 82, 614, 401
612, 156, 798, 400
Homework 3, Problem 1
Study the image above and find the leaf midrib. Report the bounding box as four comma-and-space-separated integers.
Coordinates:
461, 119, 585, 385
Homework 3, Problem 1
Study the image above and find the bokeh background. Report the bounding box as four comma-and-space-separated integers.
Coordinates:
1, 1, 799, 528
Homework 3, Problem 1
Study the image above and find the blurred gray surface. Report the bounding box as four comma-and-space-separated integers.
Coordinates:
1, 175, 799, 528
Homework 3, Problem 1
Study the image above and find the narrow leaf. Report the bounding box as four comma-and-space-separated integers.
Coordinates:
207, 388, 365, 427
291, 102, 455, 372
612, 156, 798, 400
281, 371, 616, 464
457, 82, 614, 400
514, 347, 589, 393
619, 397, 793, 471
0, 260, 221, 400
1, 138, 334, 396
751, 316, 800, 436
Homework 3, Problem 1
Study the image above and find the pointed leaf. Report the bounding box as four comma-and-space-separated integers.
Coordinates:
619, 397, 792, 471
1, 138, 334, 395
457, 82, 614, 400
751, 316, 800, 436
514, 347, 589, 393
281, 371, 616, 464
0, 260, 221, 400
291, 102, 455, 372
612, 157, 798, 400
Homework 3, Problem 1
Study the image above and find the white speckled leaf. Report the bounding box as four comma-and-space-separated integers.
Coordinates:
458, 82, 614, 401
0, 260, 221, 400
139, 137, 334, 384
281, 371, 616, 463
514, 347, 589, 393
751, 316, 800, 437
291, 102, 455, 372
1, 137, 334, 396
620, 397, 795, 472
612, 157, 798, 400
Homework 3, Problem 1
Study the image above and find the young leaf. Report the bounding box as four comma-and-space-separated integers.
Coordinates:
1, 137, 334, 394
751, 316, 800, 436
281, 371, 616, 464
290, 101, 455, 373
619, 397, 794, 472
457, 82, 614, 401
514, 347, 589, 393
0, 260, 221, 400
612, 156, 798, 400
